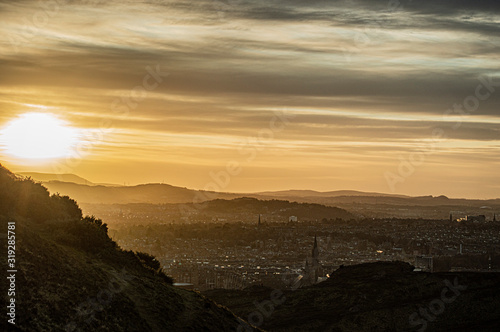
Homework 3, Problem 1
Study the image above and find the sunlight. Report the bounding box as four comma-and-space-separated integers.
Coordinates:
0, 113, 80, 160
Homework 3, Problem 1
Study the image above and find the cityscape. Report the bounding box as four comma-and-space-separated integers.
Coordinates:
89, 203, 500, 291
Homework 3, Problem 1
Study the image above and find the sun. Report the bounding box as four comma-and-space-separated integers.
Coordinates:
0, 113, 80, 160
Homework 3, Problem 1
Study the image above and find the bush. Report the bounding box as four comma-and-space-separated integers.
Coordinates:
56, 216, 115, 254
0, 169, 82, 223
134, 251, 174, 284
135, 251, 160, 270
84, 215, 109, 234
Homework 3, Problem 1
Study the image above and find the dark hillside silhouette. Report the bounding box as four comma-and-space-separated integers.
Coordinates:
0, 164, 256, 331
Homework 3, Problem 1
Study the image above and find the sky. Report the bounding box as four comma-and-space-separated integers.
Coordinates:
0, 0, 499, 198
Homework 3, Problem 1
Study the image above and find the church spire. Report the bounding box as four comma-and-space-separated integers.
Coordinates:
303, 235, 323, 286
312, 235, 319, 259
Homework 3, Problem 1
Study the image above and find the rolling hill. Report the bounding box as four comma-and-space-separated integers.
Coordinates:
195, 197, 354, 221
255, 189, 409, 198
41, 181, 238, 204
17, 172, 96, 185
15, 172, 500, 219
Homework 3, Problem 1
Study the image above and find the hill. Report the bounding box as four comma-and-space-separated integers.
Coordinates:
35, 177, 500, 219
204, 261, 500, 331
0, 164, 255, 331
76, 197, 354, 227
17, 172, 95, 185
195, 197, 354, 221
256, 189, 409, 198
42, 181, 238, 204
39, 181, 416, 206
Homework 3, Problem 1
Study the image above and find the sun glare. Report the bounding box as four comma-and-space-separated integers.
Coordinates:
0, 113, 80, 160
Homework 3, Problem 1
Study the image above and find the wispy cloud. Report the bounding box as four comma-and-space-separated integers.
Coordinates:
0, 0, 498, 197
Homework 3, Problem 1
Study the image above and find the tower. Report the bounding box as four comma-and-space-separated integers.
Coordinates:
450, 213, 453, 222
258, 214, 261, 227
304, 236, 322, 284
312, 235, 319, 262
494, 214, 497, 222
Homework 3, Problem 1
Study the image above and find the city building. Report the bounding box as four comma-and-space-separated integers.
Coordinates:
466, 215, 486, 223
304, 236, 323, 285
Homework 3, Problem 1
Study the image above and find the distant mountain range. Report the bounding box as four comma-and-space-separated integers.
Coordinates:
17, 172, 95, 185
17, 172, 119, 186
40, 181, 237, 204
256, 189, 409, 198
9, 172, 470, 202
16, 172, 500, 219
28, 180, 435, 206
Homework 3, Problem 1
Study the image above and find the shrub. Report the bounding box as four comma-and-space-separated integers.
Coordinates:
135, 251, 160, 270
134, 251, 174, 284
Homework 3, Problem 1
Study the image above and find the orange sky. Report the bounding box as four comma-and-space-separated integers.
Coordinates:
0, 0, 499, 198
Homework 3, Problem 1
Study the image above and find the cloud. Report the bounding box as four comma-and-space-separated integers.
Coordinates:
0, 0, 498, 197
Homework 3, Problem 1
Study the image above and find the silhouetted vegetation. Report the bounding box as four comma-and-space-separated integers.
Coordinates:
0, 165, 114, 253
135, 251, 174, 284
84, 215, 109, 234
136, 251, 161, 270
0, 166, 82, 223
